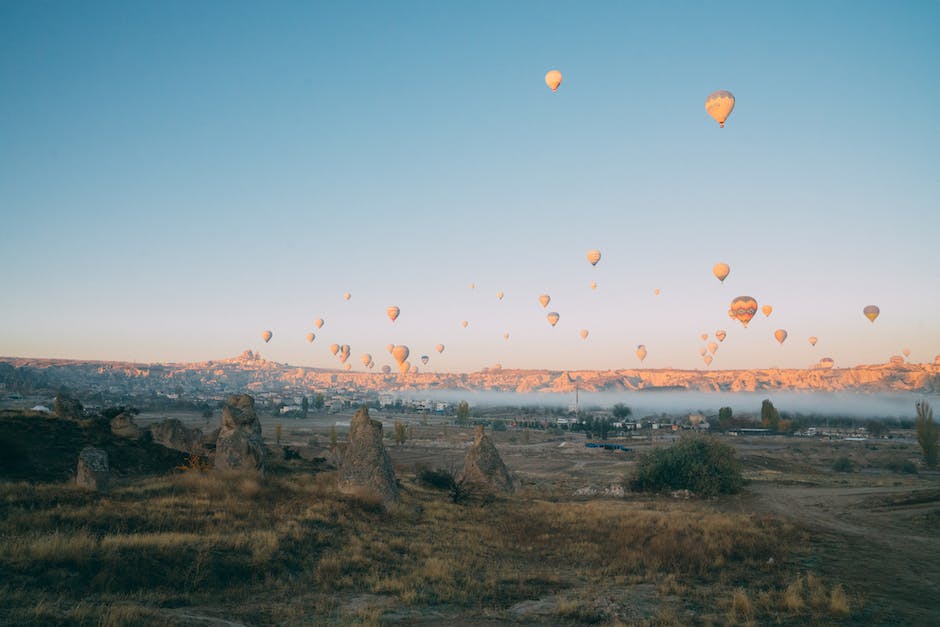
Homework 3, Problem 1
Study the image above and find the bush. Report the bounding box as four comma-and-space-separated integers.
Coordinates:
628, 434, 744, 496
915, 400, 938, 468
831, 457, 854, 473
884, 458, 918, 474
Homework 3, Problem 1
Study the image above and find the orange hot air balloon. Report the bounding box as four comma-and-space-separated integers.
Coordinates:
496, 291, 504, 300
580, 329, 589, 340
386, 306, 400, 322
261, 330, 273, 343
636, 345, 647, 362
503, 332, 510, 340
391, 345, 410, 365
590, 281, 597, 290
703, 355, 713, 366
708, 341, 718, 354
545, 69, 562, 92
700, 333, 708, 341
586, 249, 601, 266
539, 294, 551, 308
762, 305, 773, 317
808, 336, 818, 346
386, 343, 394, 354
314, 318, 324, 329
705, 90, 735, 127
343, 292, 351, 300
305, 332, 315, 343
715, 330, 727, 342
863, 305, 880, 322
654, 288, 661, 296
547, 312, 560, 327
329, 343, 340, 355
728, 296, 758, 328
820, 357, 834, 369
436, 344, 445, 353
713, 262, 730, 283
461, 320, 469, 328
902, 347, 911, 358
774, 329, 788, 345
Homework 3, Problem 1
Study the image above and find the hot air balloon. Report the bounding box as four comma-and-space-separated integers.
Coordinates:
436, 344, 445, 354
386, 343, 394, 354
762, 305, 773, 317
306, 332, 316, 343
708, 341, 718, 354
392, 345, 410, 365
381, 365, 391, 374
590, 281, 597, 290
461, 320, 469, 328
360, 353, 372, 367
713, 262, 730, 283
386, 306, 400, 322
421, 355, 429, 365
700, 333, 708, 341
703, 355, 713, 366
820, 357, 835, 369
343, 292, 351, 301
261, 330, 272, 343
547, 312, 560, 327
470, 282, 475, 289
398, 361, 410, 375
496, 291, 504, 300
705, 90, 735, 127
774, 329, 788, 345
580, 329, 589, 340
809, 336, 818, 346
586, 249, 601, 266
729, 296, 758, 328
545, 69, 562, 92
368, 361, 375, 369
699, 347, 708, 357
902, 348, 911, 358
338, 352, 349, 364
636, 345, 647, 362
654, 289, 661, 296
863, 305, 880, 322
344, 363, 351, 371
329, 343, 340, 356
503, 332, 510, 340
314, 318, 324, 329
715, 330, 727, 342
539, 294, 551, 308
889, 355, 905, 366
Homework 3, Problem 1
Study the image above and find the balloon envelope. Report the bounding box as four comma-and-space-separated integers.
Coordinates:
496, 291, 504, 300
360, 353, 372, 366
586, 249, 601, 266
421, 355, 429, 365
863, 305, 880, 322
708, 341, 719, 354
392, 345, 410, 365
261, 330, 272, 343
545, 69, 562, 92
436, 344, 445, 353
344, 292, 351, 300
705, 90, 735, 127
386, 306, 400, 322
462, 320, 469, 328
809, 336, 818, 346
386, 343, 394, 354
539, 294, 551, 308
713, 262, 730, 283
715, 330, 727, 342
580, 329, 589, 340
590, 281, 597, 290
729, 296, 758, 328
305, 332, 315, 343
762, 305, 773, 317
314, 318, 324, 329
774, 329, 788, 345
636, 345, 647, 362
703, 355, 713, 366
329, 343, 340, 355
547, 312, 560, 327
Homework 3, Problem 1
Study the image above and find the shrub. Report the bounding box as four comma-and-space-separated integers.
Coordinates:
915, 400, 938, 468
884, 458, 918, 474
831, 457, 855, 473
628, 434, 744, 496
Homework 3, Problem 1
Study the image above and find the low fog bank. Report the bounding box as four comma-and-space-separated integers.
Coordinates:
402, 390, 938, 419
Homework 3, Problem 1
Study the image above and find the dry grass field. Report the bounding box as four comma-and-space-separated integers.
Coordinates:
1, 412, 938, 625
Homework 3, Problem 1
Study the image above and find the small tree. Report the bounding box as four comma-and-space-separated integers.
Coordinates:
455, 401, 471, 426
717, 406, 733, 429
301, 396, 309, 418
761, 399, 781, 431
612, 403, 632, 420
394, 420, 407, 446
915, 400, 938, 468
313, 393, 325, 411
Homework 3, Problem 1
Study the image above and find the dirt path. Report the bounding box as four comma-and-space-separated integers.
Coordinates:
749, 481, 940, 624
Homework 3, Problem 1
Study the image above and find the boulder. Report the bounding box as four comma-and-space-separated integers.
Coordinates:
110, 412, 141, 439
215, 394, 265, 472
337, 406, 399, 503
54, 392, 83, 419
150, 418, 203, 453
76, 447, 110, 491
462, 425, 514, 494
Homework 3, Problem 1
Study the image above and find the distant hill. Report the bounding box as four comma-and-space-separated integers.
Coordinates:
2, 351, 939, 397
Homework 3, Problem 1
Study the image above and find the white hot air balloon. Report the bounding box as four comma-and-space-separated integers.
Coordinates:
545, 69, 562, 92
705, 90, 735, 128
360, 353, 372, 367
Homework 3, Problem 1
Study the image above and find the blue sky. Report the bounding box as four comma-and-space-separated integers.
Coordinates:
2, 1, 938, 372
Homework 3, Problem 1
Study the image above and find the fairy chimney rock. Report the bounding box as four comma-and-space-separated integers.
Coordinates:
337, 406, 399, 503
462, 426, 514, 494
215, 394, 266, 472
76, 447, 110, 491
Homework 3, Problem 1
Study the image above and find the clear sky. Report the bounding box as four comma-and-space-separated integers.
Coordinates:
2, 1, 938, 373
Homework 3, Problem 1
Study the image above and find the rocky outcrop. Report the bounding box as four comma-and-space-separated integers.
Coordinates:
54, 392, 83, 419
461, 425, 514, 494
337, 406, 399, 503
110, 412, 141, 439
76, 447, 110, 491
150, 418, 203, 454
215, 394, 265, 472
